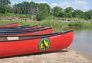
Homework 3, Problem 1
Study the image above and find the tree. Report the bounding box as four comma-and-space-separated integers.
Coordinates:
13, 2, 31, 14
0, 0, 11, 13
36, 3, 50, 21
64, 7, 74, 18
72, 9, 84, 18
52, 6, 63, 17
0, 0, 11, 4
84, 10, 92, 19
13, 2, 50, 21
65, 7, 74, 13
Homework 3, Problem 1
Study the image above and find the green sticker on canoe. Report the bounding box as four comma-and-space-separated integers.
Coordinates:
39, 38, 50, 51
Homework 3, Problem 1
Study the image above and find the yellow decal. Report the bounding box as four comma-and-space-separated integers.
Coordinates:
39, 38, 50, 51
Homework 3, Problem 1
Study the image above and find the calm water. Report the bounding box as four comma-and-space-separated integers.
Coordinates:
71, 30, 92, 59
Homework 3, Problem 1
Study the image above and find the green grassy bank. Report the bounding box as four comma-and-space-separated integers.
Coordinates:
0, 18, 92, 32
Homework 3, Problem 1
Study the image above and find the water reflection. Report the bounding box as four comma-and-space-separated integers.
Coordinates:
71, 30, 92, 59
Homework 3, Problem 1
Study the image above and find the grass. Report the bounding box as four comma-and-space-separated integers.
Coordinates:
82, 22, 92, 29
0, 19, 92, 32
0, 13, 92, 32
30, 20, 68, 32
18, 19, 92, 32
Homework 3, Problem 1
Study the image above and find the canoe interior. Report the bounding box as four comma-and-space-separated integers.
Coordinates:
0, 30, 73, 42
0, 26, 49, 32
0, 27, 52, 35
0, 25, 38, 30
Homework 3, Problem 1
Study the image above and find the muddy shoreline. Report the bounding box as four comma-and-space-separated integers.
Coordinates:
0, 49, 91, 63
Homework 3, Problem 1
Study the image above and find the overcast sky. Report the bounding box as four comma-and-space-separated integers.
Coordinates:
11, 0, 92, 11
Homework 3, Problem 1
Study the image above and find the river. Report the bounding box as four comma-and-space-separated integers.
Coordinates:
71, 30, 92, 59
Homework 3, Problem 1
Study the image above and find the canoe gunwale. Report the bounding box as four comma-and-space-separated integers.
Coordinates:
0, 27, 51, 32
0, 25, 38, 30
0, 23, 20, 28
0, 30, 73, 42
0, 26, 45, 33
0, 25, 38, 29
0, 27, 52, 35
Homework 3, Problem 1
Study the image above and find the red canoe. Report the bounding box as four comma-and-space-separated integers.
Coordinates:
0, 31, 73, 58
0, 27, 53, 36
0, 23, 20, 28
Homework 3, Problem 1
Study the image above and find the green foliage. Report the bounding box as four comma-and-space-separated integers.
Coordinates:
0, 0, 11, 13
65, 7, 74, 13
13, 2, 33, 14
64, 7, 74, 18
16, 19, 92, 30
68, 22, 83, 28
0, 5, 11, 13
52, 6, 63, 17
16, 14, 31, 18
13, 2, 50, 21
0, 0, 92, 20
72, 10, 84, 18
36, 3, 50, 21
36, 12, 45, 21
0, 17, 92, 31
84, 10, 92, 20
36, 11, 50, 21
0, 0, 11, 4
64, 12, 73, 18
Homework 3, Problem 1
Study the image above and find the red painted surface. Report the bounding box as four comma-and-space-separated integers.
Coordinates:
15, 28, 53, 36
0, 31, 73, 58
2, 28, 53, 36
0, 23, 20, 28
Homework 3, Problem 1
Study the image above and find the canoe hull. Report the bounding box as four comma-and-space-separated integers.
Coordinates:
0, 28, 53, 36
0, 31, 73, 58
0, 23, 20, 28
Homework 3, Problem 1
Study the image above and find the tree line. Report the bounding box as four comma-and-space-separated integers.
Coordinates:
0, 0, 92, 21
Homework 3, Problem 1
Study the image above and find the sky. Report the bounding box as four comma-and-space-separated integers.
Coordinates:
11, 0, 92, 11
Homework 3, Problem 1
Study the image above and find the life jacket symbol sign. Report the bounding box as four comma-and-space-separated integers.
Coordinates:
39, 38, 50, 51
